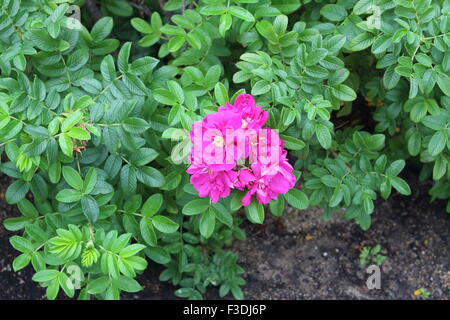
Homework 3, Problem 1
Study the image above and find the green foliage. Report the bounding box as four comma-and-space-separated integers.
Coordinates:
414, 287, 431, 299
359, 244, 387, 266
0, 0, 448, 300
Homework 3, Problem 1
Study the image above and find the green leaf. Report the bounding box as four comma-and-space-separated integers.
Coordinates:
58, 272, 74, 298
83, 167, 97, 194
86, 276, 110, 294
329, 187, 344, 207
251, 79, 271, 95
131, 18, 153, 34
130, 57, 159, 75
186, 32, 202, 50
153, 88, 178, 106
348, 32, 374, 51
383, 65, 400, 89
320, 4, 347, 21
119, 244, 146, 258
141, 193, 163, 217
331, 84, 356, 101
211, 203, 233, 227
358, 211, 371, 231
371, 35, 392, 54
366, 134, 385, 150
67, 127, 90, 140
5, 180, 29, 204
146, 247, 170, 264
62, 166, 83, 191
152, 216, 179, 233
55, 189, 83, 203
205, 65, 221, 87
76, 95, 94, 111
61, 112, 83, 132
67, 49, 89, 71
428, 131, 446, 156
284, 189, 309, 210
228, 6, 255, 22
199, 208, 216, 238
281, 135, 306, 150
140, 218, 157, 246
306, 48, 328, 66
13, 253, 31, 272
182, 199, 210, 215
136, 167, 165, 188
410, 101, 428, 123
271, 0, 300, 14
231, 286, 244, 300
199, 4, 227, 15
46, 278, 60, 300
167, 80, 184, 104
161, 172, 182, 191
120, 165, 137, 195
18, 199, 38, 218
214, 82, 228, 106
315, 123, 332, 149
130, 148, 158, 166
433, 156, 447, 180
168, 36, 185, 52
269, 197, 285, 216
10, 236, 34, 253
100, 55, 116, 82
160, 25, 186, 36
58, 133, 73, 157
115, 277, 143, 293
219, 13, 232, 37
247, 199, 265, 224
91, 17, 114, 41
122, 117, 149, 134
390, 176, 411, 195
256, 20, 278, 42
33, 269, 60, 282
415, 53, 432, 67
363, 198, 374, 214
437, 75, 450, 96
321, 175, 340, 187
386, 159, 405, 176
118, 42, 131, 73
407, 131, 421, 156
81, 195, 99, 223
3, 217, 29, 232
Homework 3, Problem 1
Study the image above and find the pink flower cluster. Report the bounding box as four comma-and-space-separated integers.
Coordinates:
186, 94, 296, 206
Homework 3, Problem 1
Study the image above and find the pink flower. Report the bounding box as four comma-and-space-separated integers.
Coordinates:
219, 94, 268, 130
241, 153, 296, 206
247, 128, 284, 167
186, 93, 297, 207
187, 164, 238, 203
190, 111, 244, 171
234, 168, 255, 190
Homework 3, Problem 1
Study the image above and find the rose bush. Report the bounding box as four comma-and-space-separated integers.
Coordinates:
0, 0, 448, 299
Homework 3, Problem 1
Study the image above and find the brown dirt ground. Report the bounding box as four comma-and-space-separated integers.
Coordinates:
0, 172, 449, 300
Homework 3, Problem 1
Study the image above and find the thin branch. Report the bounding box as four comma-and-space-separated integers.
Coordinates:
127, 0, 152, 17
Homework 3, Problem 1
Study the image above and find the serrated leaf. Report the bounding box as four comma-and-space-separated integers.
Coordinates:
284, 189, 309, 210
152, 216, 179, 233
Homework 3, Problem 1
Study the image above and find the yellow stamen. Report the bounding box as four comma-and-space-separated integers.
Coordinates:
213, 136, 224, 147
241, 119, 248, 128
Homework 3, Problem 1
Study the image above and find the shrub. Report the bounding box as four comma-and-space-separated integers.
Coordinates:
0, 0, 448, 299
